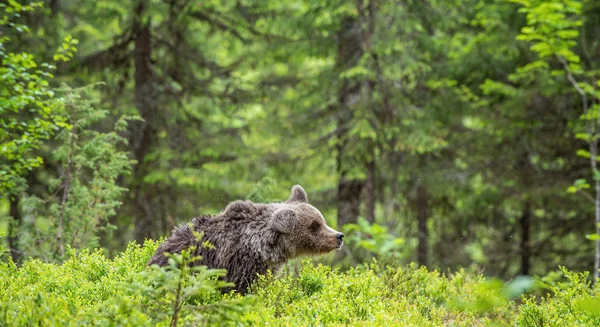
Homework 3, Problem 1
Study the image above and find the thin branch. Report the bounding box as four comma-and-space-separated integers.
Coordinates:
557, 54, 600, 284
170, 258, 186, 327
576, 189, 596, 204
556, 55, 587, 102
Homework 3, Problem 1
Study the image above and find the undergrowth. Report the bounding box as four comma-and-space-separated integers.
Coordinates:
1, 240, 599, 326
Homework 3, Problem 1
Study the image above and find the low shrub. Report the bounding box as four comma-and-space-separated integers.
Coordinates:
1, 241, 598, 326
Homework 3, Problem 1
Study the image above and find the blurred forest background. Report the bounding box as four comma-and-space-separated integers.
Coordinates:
2, 0, 600, 282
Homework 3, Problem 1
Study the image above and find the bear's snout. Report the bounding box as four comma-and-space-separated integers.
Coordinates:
336, 233, 344, 248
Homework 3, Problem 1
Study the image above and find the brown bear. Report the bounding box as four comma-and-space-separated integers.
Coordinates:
148, 185, 344, 293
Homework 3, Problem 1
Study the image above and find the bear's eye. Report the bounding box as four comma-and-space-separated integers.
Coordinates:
310, 221, 320, 232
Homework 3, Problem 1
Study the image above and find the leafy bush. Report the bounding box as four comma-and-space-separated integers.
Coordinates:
2, 1, 137, 264
0, 240, 251, 327
0, 1, 68, 195
1, 240, 598, 326
343, 217, 406, 265
517, 268, 600, 327
18, 85, 138, 261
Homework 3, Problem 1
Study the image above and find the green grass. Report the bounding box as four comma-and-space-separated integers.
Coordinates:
1, 241, 599, 326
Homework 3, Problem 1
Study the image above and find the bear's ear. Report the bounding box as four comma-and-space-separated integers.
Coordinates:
287, 184, 308, 203
270, 209, 296, 234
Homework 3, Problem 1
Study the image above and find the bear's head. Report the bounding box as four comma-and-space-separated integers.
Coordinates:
270, 185, 344, 258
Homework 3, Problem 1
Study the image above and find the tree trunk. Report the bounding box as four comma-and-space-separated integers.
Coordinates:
132, 1, 157, 243
337, 177, 363, 227
8, 195, 22, 264
49, 0, 60, 15
520, 201, 532, 275
335, 11, 364, 228
417, 183, 429, 266
363, 0, 377, 225
595, 175, 600, 283
365, 158, 375, 223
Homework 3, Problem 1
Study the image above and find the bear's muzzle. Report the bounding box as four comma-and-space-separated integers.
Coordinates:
336, 233, 344, 249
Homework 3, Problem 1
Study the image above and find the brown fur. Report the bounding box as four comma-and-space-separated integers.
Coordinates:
148, 185, 343, 293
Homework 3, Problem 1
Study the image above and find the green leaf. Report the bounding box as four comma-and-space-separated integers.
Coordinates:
574, 178, 589, 189
576, 149, 590, 158
578, 297, 600, 317
586, 234, 600, 241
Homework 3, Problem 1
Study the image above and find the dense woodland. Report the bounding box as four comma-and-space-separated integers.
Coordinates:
2, 0, 600, 304
3, 0, 600, 325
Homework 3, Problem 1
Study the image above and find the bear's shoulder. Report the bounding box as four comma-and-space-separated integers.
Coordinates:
225, 200, 254, 213
191, 215, 212, 226
222, 200, 271, 220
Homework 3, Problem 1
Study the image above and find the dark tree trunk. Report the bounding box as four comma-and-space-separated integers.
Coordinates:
132, 1, 158, 243
363, 0, 376, 225
417, 183, 429, 266
353, 0, 380, 226
335, 12, 364, 228
520, 201, 531, 275
49, 0, 60, 15
365, 158, 375, 223
8, 195, 22, 264
337, 177, 363, 226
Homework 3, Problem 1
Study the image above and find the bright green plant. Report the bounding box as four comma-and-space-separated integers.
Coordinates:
17, 85, 138, 261
343, 217, 406, 265
518, 267, 600, 326
126, 247, 251, 327
0, 240, 251, 327
0, 1, 78, 196
0, 241, 598, 326
0, 232, 7, 257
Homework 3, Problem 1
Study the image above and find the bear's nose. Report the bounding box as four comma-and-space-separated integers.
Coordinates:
336, 233, 344, 241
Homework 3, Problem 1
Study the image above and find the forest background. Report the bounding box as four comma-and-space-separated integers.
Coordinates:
3, 0, 600, 285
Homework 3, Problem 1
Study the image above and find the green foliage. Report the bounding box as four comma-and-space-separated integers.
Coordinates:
247, 177, 278, 203
513, 0, 583, 65
513, 0, 600, 282
3, 0, 587, 284
3, 3, 600, 325
131, 247, 251, 327
16, 85, 138, 260
0, 240, 250, 326
1, 245, 597, 326
0, 1, 66, 195
343, 217, 407, 264
518, 268, 600, 326
53, 35, 78, 62
0, 232, 7, 257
